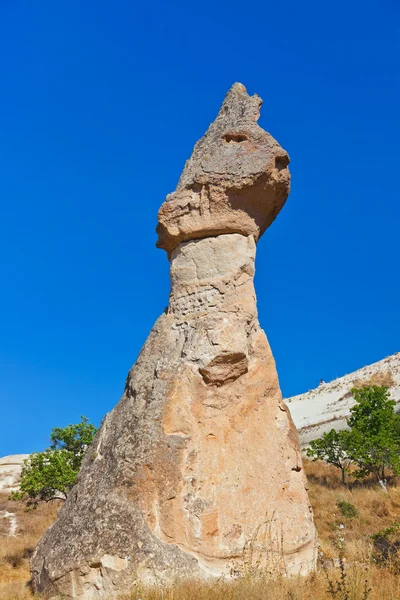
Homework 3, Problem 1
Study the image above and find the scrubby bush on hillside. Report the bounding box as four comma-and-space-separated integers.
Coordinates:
337, 500, 359, 519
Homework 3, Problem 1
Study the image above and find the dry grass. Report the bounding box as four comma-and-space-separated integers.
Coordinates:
2, 462, 400, 599
352, 370, 395, 389
304, 460, 400, 562
117, 568, 400, 599
0, 495, 59, 599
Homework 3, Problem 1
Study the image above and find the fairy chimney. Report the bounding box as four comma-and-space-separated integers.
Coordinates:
31, 83, 317, 599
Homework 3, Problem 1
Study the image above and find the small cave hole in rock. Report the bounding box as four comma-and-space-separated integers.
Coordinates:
223, 133, 248, 143
275, 155, 289, 170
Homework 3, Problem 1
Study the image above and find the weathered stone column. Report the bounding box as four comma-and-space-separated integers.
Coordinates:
31, 83, 317, 600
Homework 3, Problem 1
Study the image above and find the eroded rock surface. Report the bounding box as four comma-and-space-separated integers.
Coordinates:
31, 84, 317, 599
156, 82, 290, 255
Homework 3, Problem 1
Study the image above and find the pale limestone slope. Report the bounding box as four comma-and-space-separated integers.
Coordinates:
0, 454, 29, 492
287, 353, 400, 448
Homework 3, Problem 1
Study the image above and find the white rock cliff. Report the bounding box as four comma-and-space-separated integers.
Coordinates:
287, 353, 400, 448
0, 454, 29, 493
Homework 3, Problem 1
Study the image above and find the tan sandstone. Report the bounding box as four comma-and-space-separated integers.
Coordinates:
31, 84, 317, 599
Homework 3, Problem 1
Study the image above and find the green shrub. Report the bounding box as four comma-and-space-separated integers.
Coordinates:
337, 500, 358, 519
371, 519, 400, 541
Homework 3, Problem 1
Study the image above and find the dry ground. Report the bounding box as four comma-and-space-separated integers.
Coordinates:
0, 496, 58, 599
2, 461, 400, 599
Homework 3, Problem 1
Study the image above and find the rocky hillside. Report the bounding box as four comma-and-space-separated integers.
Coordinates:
287, 352, 400, 447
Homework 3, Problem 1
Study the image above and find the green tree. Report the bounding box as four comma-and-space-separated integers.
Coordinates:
346, 386, 400, 491
50, 416, 97, 470
12, 416, 96, 506
307, 428, 351, 485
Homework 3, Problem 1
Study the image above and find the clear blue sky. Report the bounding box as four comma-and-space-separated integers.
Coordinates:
1, 1, 399, 456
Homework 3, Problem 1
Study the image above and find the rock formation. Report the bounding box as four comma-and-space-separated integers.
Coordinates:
31, 83, 317, 599
0, 454, 29, 493
288, 352, 400, 448
156, 83, 289, 255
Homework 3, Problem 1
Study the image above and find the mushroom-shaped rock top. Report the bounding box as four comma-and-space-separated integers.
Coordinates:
157, 83, 290, 255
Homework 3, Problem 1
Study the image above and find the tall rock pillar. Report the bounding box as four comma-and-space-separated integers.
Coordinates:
31, 83, 317, 599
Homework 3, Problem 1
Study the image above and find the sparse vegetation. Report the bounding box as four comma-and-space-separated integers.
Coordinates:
0, 496, 60, 599
346, 386, 400, 490
3, 388, 400, 599
2, 458, 400, 599
307, 429, 351, 484
337, 500, 359, 519
352, 371, 395, 390
11, 416, 96, 506
308, 386, 400, 491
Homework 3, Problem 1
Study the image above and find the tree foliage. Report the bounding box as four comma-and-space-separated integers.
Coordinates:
12, 416, 96, 506
346, 386, 400, 490
50, 416, 97, 470
307, 428, 351, 484
307, 386, 400, 490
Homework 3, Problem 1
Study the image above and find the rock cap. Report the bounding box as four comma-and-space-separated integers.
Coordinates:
157, 83, 290, 255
